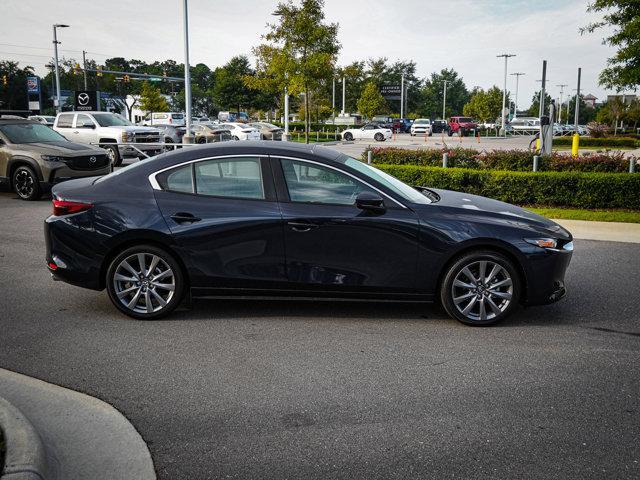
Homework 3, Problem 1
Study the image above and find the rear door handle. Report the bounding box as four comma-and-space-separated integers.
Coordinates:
287, 221, 319, 232
170, 212, 201, 224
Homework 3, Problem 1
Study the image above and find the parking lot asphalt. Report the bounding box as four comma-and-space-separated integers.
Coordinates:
0, 191, 639, 480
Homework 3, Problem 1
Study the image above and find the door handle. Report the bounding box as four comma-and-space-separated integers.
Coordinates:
170, 212, 201, 224
287, 221, 318, 232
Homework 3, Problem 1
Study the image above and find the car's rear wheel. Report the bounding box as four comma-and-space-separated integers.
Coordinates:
343, 132, 353, 141
163, 138, 174, 151
440, 251, 521, 326
106, 245, 184, 320
103, 144, 122, 167
374, 132, 384, 141
12, 165, 41, 201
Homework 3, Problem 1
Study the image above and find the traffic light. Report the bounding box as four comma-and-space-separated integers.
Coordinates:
123, 74, 130, 83
2, 74, 7, 86
75, 63, 81, 75
96, 66, 103, 77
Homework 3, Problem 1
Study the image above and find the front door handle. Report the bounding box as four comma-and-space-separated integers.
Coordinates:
170, 212, 201, 224
287, 221, 318, 232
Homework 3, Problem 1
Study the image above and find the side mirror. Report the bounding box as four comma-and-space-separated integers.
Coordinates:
356, 191, 385, 214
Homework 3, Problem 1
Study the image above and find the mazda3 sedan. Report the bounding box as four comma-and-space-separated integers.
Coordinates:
45, 142, 573, 325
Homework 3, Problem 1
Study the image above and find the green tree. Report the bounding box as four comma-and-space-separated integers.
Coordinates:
357, 82, 387, 119
583, 0, 640, 91
213, 56, 254, 112
138, 82, 169, 113
0, 61, 35, 110
564, 94, 597, 125
419, 69, 469, 119
528, 90, 553, 117
248, 0, 340, 142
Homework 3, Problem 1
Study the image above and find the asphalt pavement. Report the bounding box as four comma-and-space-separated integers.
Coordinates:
0, 191, 638, 479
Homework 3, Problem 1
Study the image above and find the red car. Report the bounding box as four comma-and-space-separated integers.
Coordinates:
448, 116, 478, 136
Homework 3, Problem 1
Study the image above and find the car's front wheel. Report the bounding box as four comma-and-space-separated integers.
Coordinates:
103, 144, 122, 167
374, 132, 384, 142
440, 250, 521, 326
106, 245, 184, 320
343, 132, 353, 141
12, 165, 41, 201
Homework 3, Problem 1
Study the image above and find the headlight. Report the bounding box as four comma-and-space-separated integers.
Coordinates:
121, 132, 135, 142
41, 155, 63, 162
524, 238, 557, 249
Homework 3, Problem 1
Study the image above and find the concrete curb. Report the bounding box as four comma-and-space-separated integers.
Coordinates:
0, 396, 48, 480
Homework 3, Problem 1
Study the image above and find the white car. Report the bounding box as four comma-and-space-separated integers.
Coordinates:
219, 122, 261, 141
410, 118, 432, 136
28, 115, 56, 126
342, 123, 392, 142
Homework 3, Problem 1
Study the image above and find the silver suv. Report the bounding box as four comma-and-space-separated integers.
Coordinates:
53, 112, 163, 166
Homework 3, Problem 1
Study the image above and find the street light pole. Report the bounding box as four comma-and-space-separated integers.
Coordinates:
332, 77, 335, 122
400, 72, 405, 119
497, 53, 515, 136
82, 50, 88, 90
341, 76, 346, 115
182, 0, 193, 142
556, 84, 568, 123
510, 72, 525, 118
442, 80, 448, 120
52, 24, 69, 114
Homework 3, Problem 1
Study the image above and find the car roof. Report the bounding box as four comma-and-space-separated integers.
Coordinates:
0, 118, 37, 125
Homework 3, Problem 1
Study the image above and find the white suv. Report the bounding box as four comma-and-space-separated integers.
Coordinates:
141, 112, 185, 127
53, 112, 163, 166
410, 119, 432, 136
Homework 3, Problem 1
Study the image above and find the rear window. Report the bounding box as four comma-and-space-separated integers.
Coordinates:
171, 114, 184, 119
56, 114, 74, 128
157, 165, 193, 193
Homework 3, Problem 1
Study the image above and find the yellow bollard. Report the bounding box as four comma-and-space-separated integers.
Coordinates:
535, 138, 540, 151
571, 133, 580, 157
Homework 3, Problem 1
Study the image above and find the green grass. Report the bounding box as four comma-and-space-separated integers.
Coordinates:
526, 206, 640, 223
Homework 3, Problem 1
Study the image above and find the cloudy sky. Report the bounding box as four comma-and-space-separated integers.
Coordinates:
0, 0, 616, 109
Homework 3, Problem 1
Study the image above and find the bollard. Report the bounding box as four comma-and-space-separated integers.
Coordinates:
533, 155, 539, 172
571, 133, 580, 158
476, 131, 480, 144
316, 131, 319, 141
630, 157, 637, 173
443, 152, 449, 168
367, 150, 372, 165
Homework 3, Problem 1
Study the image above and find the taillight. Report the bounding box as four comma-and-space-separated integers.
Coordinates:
52, 199, 93, 216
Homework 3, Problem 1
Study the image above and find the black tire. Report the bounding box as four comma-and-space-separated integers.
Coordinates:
374, 132, 384, 142
163, 138, 174, 152
106, 244, 185, 320
440, 250, 521, 326
233, 135, 240, 141
12, 165, 41, 201
447, 130, 453, 137
429, 132, 433, 137
196, 136, 207, 144
103, 144, 122, 167
343, 132, 353, 141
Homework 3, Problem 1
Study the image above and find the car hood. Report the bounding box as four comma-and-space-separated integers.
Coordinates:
421, 188, 571, 239
103, 126, 161, 133
9, 141, 105, 156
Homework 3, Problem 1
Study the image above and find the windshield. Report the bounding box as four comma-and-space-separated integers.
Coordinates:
92, 113, 133, 127
343, 157, 432, 204
414, 119, 430, 124
458, 117, 474, 123
0, 123, 67, 144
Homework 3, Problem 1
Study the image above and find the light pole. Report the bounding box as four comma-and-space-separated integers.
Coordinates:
182, 0, 193, 142
442, 80, 448, 120
341, 76, 346, 115
332, 77, 335, 122
82, 50, 88, 90
510, 72, 525, 118
400, 73, 405, 119
497, 53, 515, 136
535, 79, 550, 117
52, 23, 69, 114
556, 84, 568, 124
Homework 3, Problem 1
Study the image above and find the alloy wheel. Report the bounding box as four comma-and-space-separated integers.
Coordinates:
14, 169, 35, 199
451, 260, 513, 322
112, 253, 175, 314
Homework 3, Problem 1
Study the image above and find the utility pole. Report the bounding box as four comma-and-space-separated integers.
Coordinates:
510, 72, 525, 118
182, 0, 193, 142
400, 73, 405, 118
283, 85, 289, 141
82, 50, 88, 90
497, 53, 515, 136
574, 68, 581, 132
332, 77, 335, 122
442, 80, 448, 120
556, 84, 568, 123
52, 24, 69, 114
535, 78, 550, 117
341, 76, 346, 115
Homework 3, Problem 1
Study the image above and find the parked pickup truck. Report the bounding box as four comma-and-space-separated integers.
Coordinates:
53, 111, 163, 166
448, 116, 478, 136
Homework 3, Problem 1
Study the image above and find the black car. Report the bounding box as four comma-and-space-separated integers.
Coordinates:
431, 119, 449, 134
45, 142, 573, 325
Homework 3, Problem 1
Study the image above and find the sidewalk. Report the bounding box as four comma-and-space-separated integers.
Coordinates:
0, 369, 155, 480
552, 219, 640, 244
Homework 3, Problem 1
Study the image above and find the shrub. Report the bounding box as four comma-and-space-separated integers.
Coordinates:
363, 147, 635, 173
375, 164, 640, 209
586, 122, 610, 138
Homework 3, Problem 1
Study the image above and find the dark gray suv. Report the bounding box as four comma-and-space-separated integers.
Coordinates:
0, 119, 110, 200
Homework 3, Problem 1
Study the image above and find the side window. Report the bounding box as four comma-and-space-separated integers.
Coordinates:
195, 157, 264, 199
157, 165, 193, 193
57, 114, 74, 128
76, 114, 93, 128
280, 159, 374, 206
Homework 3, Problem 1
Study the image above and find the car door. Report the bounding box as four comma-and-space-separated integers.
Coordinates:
361, 124, 377, 139
73, 114, 98, 145
272, 156, 421, 295
152, 155, 287, 293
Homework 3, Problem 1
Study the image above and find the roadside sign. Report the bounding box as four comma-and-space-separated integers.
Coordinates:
74, 90, 99, 111
380, 84, 402, 100
26, 76, 39, 94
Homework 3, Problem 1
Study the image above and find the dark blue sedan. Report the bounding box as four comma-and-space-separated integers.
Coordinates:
45, 142, 573, 325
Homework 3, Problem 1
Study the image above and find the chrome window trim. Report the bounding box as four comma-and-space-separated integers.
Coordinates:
274, 155, 406, 209
148, 154, 267, 190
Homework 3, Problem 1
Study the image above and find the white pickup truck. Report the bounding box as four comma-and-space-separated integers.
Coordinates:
53, 111, 163, 166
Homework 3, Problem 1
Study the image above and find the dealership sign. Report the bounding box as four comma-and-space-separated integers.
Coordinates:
380, 84, 402, 100
74, 90, 99, 111
26, 76, 40, 94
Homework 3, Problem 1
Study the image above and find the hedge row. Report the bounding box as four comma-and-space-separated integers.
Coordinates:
376, 164, 640, 210
363, 147, 636, 173
553, 136, 639, 148
273, 122, 350, 132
